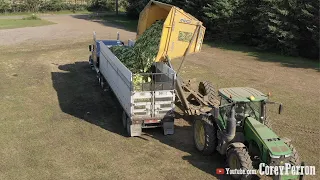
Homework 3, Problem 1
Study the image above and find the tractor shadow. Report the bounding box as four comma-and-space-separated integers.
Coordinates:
51, 61, 128, 137
144, 112, 261, 180
51, 61, 261, 179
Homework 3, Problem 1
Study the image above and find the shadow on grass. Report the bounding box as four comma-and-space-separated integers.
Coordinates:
71, 12, 138, 32
205, 41, 319, 71
51, 61, 259, 179
144, 113, 260, 180
143, 112, 227, 179
51, 61, 128, 137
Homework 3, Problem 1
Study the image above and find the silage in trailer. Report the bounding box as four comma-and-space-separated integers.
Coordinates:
109, 20, 164, 90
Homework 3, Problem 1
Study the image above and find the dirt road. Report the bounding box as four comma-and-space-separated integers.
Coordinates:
0, 14, 319, 180
0, 14, 135, 46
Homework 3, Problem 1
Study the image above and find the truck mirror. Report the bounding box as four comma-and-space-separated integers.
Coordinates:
89, 45, 92, 52
214, 107, 219, 119
278, 104, 283, 114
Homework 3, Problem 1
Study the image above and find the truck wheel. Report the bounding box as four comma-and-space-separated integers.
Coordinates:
98, 73, 105, 89
89, 55, 94, 70
284, 142, 301, 165
227, 147, 253, 180
193, 114, 217, 155
198, 81, 215, 102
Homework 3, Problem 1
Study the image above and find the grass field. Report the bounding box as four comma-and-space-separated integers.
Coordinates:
96, 14, 138, 32
0, 10, 91, 16
0, 19, 55, 29
0, 15, 319, 179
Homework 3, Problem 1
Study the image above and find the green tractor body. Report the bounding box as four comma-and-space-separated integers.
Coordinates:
194, 86, 302, 180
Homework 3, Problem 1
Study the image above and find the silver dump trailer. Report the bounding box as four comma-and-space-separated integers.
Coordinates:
89, 34, 176, 137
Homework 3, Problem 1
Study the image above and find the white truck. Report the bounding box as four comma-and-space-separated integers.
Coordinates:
88, 33, 176, 137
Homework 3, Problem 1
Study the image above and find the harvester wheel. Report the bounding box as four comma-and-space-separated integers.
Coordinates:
198, 81, 215, 102
227, 147, 253, 180
284, 142, 301, 165
193, 114, 217, 155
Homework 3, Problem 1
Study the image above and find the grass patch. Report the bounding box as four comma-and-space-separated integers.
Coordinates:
99, 14, 138, 32
22, 14, 41, 20
0, 18, 55, 29
204, 41, 319, 70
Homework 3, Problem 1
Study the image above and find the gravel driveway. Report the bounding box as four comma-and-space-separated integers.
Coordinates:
0, 14, 136, 46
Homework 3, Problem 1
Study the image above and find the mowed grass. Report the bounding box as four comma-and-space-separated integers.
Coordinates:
204, 41, 319, 70
0, 42, 219, 180
171, 44, 320, 178
0, 39, 319, 179
0, 10, 91, 16
98, 14, 138, 32
0, 19, 55, 29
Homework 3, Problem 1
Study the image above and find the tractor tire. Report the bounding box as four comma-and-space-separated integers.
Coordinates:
193, 114, 217, 155
284, 142, 301, 165
227, 147, 253, 180
198, 81, 215, 102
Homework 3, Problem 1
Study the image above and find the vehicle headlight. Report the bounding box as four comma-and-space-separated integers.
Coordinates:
284, 153, 291, 158
269, 153, 280, 159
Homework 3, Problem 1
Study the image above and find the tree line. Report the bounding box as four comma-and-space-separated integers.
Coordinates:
126, 0, 319, 60
0, 0, 120, 13
0, 0, 318, 59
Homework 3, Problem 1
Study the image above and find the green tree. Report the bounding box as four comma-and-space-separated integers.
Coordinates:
203, 0, 240, 40
255, 0, 300, 55
296, 0, 319, 59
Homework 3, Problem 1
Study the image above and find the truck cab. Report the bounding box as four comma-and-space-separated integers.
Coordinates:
88, 32, 124, 71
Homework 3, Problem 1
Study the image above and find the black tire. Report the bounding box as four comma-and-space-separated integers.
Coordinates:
98, 73, 105, 89
284, 142, 301, 165
89, 55, 92, 63
89, 55, 94, 70
227, 147, 253, 180
198, 81, 215, 102
193, 114, 217, 155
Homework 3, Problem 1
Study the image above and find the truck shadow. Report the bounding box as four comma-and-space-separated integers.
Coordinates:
143, 113, 228, 179
144, 117, 260, 179
52, 61, 260, 179
51, 61, 128, 137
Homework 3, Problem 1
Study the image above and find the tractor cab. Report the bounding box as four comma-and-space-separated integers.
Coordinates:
217, 87, 268, 129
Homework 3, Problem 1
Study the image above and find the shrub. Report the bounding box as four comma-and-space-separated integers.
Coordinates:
22, 14, 41, 20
